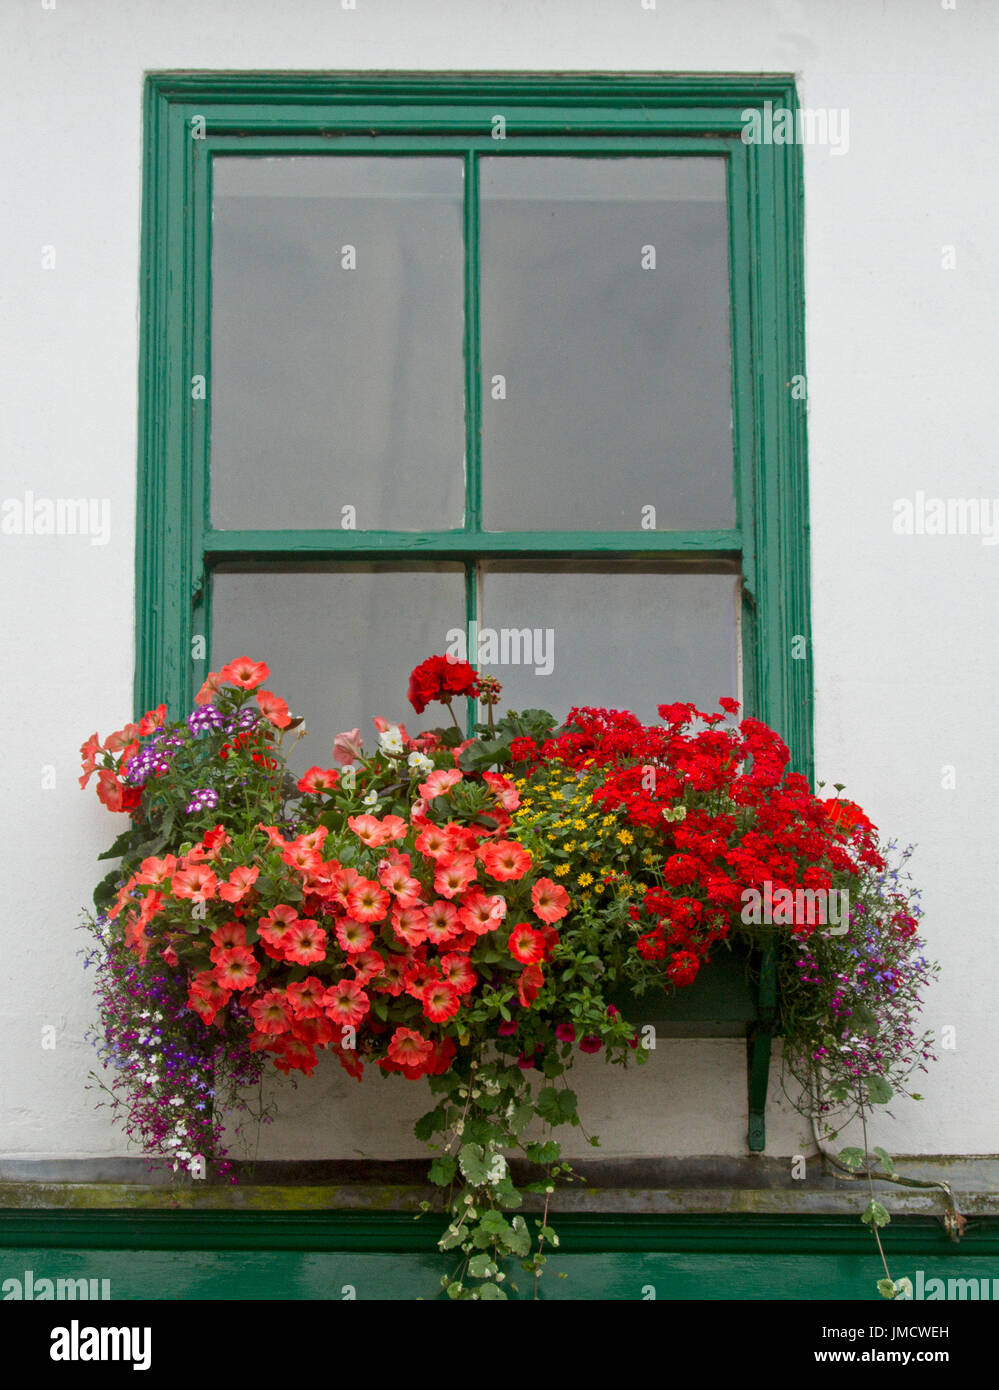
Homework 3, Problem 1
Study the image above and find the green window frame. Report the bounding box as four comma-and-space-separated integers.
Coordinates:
135, 72, 810, 779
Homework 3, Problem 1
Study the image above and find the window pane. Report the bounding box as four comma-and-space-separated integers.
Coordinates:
480, 158, 734, 531
476, 563, 740, 724
210, 158, 465, 531
211, 564, 465, 769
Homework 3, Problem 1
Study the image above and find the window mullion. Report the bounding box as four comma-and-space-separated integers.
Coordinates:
462, 149, 482, 533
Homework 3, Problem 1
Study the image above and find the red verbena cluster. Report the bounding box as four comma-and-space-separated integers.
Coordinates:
514, 700, 885, 977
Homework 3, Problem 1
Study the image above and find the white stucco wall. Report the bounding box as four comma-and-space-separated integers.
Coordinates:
1, 0, 995, 1162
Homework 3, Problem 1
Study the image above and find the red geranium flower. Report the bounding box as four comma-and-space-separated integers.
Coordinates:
407, 655, 479, 714
823, 798, 874, 835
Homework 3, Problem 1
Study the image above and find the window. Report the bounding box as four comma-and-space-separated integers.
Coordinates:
136, 74, 810, 779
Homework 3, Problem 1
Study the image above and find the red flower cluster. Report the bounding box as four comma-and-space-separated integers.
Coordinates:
516, 700, 883, 971
110, 762, 571, 1082
79, 704, 167, 814
407, 655, 480, 715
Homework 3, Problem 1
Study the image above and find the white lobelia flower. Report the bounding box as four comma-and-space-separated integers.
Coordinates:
362, 789, 380, 808
407, 750, 434, 776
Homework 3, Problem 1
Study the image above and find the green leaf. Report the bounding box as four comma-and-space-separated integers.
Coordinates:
458, 1143, 490, 1186
535, 1087, 577, 1125
439, 1227, 465, 1251
428, 1155, 457, 1187
864, 1076, 893, 1105
509, 1103, 535, 1136
525, 1140, 561, 1165
477, 1282, 508, 1299
837, 1146, 866, 1171
468, 1253, 498, 1279
473, 1209, 504, 1237
861, 1199, 890, 1229
458, 739, 512, 773
877, 1278, 897, 1299
848, 1003, 879, 1036
492, 1178, 523, 1208
873, 1147, 895, 1175
501, 1215, 531, 1257
92, 867, 123, 913
97, 828, 144, 862
414, 1106, 444, 1144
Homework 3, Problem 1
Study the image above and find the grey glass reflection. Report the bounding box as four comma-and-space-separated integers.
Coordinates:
211, 158, 465, 531
477, 564, 740, 724
480, 158, 734, 531
211, 565, 465, 770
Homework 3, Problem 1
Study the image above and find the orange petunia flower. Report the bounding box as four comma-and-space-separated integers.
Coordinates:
249, 989, 293, 1035
322, 978, 370, 1028
346, 879, 391, 923
212, 946, 260, 991
531, 878, 570, 924
433, 853, 478, 900
222, 657, 270, 690
458, 890, 507, 937
257, 688, 291, 728
281, 919, 328, 966
218, 865, 259, 903
421, 979, 461, 1023
480, 839, 532, 883
387, 1026, 434, 1069
508, 922, 546, 965
171, 865, 218, 904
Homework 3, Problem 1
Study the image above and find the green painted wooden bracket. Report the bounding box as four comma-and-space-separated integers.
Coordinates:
747, 942, 778, 1152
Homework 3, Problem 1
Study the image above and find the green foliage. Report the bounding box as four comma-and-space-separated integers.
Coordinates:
837, 1147, 866, 1171
861, 1199, 891, 1229
864, 1076, 893, 1105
